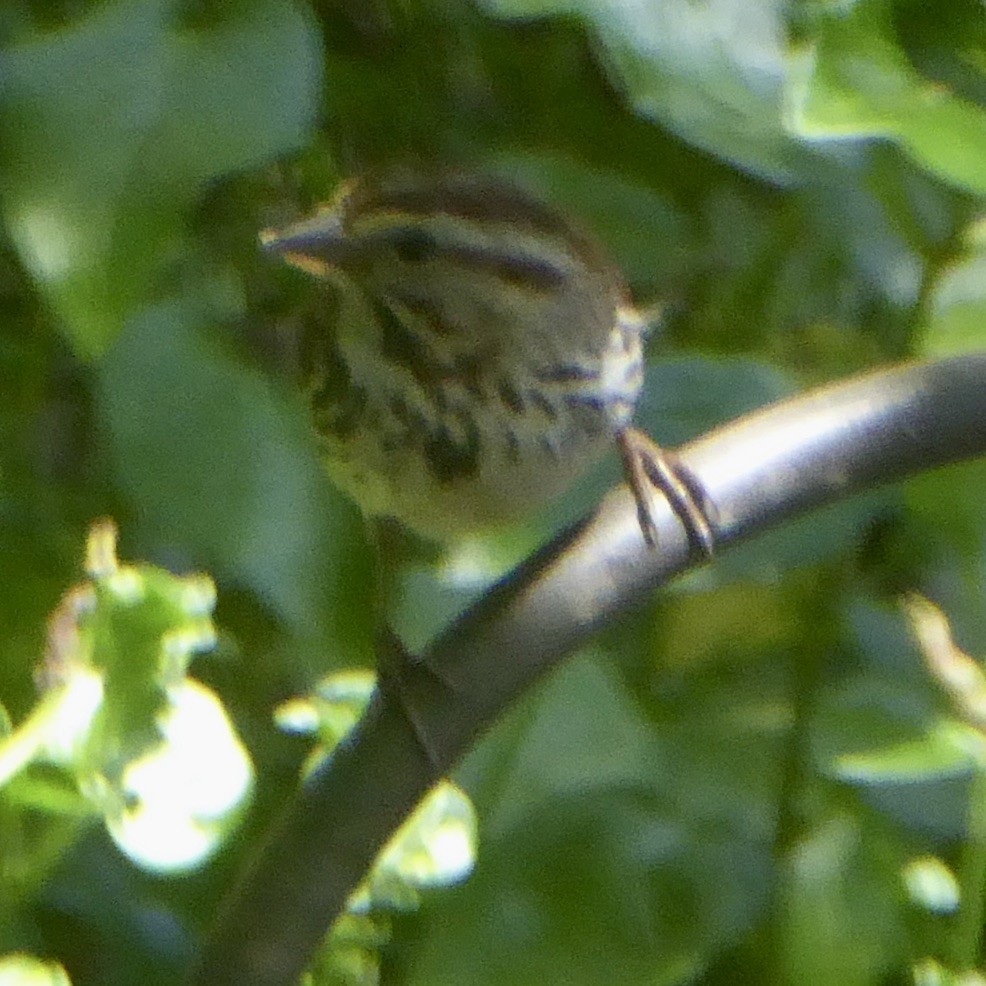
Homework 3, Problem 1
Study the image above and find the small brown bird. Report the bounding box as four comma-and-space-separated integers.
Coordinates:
262, 170, 713, 553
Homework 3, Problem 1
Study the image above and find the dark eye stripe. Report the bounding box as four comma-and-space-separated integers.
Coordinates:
363, 220, 569, 293
393, 228, 437, 263
345, 173, 623, 290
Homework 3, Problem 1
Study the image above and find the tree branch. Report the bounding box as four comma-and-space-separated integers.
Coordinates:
188, 354, 986, 986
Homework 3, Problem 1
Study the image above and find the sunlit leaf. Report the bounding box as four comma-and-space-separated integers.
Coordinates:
0, 954, 71, 986
788, 0, 986, 195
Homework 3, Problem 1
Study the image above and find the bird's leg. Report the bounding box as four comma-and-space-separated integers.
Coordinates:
617, 427, 717, 556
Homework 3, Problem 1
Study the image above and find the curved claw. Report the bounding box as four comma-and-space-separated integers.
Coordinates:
617, 427, 717, 556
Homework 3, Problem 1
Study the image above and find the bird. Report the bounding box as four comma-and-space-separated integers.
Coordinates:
260, 168, 714, 556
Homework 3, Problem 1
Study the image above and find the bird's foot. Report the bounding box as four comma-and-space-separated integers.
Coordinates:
618, 427, 717, 556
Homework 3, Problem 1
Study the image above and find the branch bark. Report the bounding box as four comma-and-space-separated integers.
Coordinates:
188, 354, 986, 986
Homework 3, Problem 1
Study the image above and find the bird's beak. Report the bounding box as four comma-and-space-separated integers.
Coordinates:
260, 209, 350, 277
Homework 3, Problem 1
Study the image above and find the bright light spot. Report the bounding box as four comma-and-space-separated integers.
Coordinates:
316, 669, 377, 707
903, 856, 960, 915
43, 672, 104, 765
273, 697, 321, 733
103, 569, 145, 604
162, 622, 218, 668
177, 576, 217, 616
417, 817, 475, 884
107, 680, 253, 872
275, 671, 377, 756
84, 519, 119, 578
0, 953, 72, 986
375, 781, 477, 890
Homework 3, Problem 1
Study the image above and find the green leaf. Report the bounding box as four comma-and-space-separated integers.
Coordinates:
96, 300, 367, 656
431, 653, 779, 985
481, 0, 808, 181
788, 0, 986, 195
777, 814, 905, 986
5, 520, 255, 872
831, 723, 978, 784
922, 220, 986, 358
0, 0, 321, 356
907, 460, 986, 573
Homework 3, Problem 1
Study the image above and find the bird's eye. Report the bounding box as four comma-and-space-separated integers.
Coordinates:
394, 228, 436, 263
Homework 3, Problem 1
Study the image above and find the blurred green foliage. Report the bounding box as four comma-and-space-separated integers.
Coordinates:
0, 0, 984, 984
